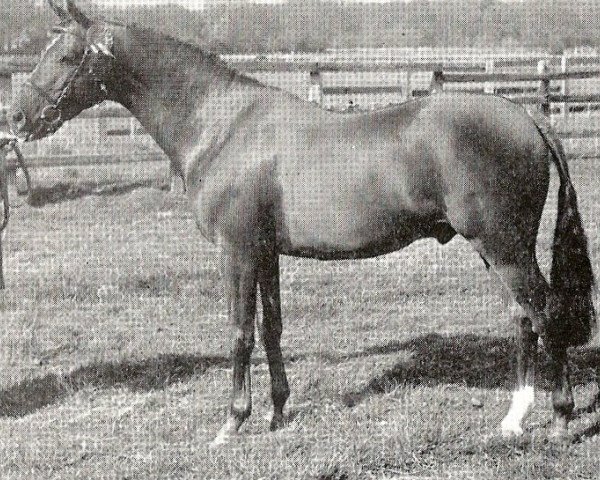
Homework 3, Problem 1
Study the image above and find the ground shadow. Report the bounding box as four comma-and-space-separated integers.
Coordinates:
2, 333, 598, 423
26, 180, 168, 207
0, 353, 228, 418
341, 333, 600, 444
342, 333, 600, 408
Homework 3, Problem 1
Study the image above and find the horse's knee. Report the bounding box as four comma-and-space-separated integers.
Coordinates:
233, 333, 255, 358
260, 321, 282, 348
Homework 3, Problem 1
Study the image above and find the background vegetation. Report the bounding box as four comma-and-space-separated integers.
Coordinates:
2, 0, 600, 55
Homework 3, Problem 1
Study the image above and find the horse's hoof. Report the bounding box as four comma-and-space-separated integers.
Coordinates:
209, 430, 236, 449
269, 413, 286, 431
500, 421, 523, 438
548, 419, 570, 443
209, 419, 239, 449
548, 431, 571, 447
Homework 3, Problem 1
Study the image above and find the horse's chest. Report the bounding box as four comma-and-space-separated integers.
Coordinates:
189, 154, 271, 245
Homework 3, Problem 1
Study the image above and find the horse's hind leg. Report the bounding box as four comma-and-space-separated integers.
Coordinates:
546, 344, 574, 438
474, 246, 549, 436
485, 255, 576, 438
257, 252, 290, 431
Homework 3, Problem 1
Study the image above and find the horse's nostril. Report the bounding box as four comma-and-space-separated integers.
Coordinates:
12, 111, 24, 123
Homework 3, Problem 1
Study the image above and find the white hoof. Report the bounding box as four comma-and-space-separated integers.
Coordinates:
209, 431, 232, 450
501, 419, 523, 438
548, 418, 569, 441
209, 418, 239, 450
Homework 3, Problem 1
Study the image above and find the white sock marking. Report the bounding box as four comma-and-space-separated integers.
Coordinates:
501, 385, 534, 436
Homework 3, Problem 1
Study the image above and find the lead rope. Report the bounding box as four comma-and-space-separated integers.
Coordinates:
0, 138, 32, 289
13, 143, 32, 203
0, 138, 12, 289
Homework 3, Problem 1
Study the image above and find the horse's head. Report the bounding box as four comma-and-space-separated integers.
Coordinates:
10, 0, 116, 141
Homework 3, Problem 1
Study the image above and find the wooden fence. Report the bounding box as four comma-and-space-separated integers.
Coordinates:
431, 62, 600, 105
306, 58, 600, 113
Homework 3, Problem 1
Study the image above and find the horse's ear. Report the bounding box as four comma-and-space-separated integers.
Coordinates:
65, 0, 92, 29
47, 0, 71, 23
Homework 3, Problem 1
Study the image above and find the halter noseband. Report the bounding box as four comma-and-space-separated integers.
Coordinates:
25, 27, 114, 135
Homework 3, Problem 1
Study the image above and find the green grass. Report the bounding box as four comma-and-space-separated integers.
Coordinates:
0, 160, 598, 479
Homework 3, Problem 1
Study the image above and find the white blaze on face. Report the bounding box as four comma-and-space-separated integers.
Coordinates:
46, 34, 62, 54
501, 385, 535, 436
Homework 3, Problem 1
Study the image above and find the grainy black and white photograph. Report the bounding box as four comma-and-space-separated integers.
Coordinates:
1, 0, 600, 478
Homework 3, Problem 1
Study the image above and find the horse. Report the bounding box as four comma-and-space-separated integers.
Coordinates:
9, 0, 596, 446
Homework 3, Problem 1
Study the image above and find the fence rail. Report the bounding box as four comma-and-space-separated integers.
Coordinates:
438, 69, 600, 83
429, 60, 600, 122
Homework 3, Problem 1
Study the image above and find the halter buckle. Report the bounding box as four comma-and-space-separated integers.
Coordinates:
40, 105, 62, 126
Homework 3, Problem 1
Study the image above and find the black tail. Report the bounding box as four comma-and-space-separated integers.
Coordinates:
538, 125, 596, 347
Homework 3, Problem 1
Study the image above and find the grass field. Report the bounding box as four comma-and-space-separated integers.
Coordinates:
0, 158, 599, 479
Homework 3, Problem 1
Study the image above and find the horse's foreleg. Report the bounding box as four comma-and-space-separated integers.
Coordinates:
258, 253, 290, 431
501, 316, 538, 437
211, 247, 258, 447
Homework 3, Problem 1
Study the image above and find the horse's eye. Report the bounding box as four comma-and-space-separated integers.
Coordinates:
60, 54, 79, 65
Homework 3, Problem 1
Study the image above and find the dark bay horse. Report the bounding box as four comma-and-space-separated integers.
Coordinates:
10, 0, 596, 446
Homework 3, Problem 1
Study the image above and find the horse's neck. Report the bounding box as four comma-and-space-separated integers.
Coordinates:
109, 25, 263, 169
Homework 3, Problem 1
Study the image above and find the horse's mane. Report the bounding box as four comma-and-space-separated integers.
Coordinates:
124, 23, 260, 87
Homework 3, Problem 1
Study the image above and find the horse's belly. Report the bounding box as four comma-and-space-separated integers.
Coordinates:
277, 204, 427, 259
275, 154, 445, 259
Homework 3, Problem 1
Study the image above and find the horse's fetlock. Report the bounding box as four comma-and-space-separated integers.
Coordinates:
552, 392, 574, 417
273, 383, 290, 405
231, 399, 252, 420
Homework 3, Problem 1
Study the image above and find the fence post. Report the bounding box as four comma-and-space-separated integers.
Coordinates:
93, 116, 101, 157
168, 165, 175, 193
561, 53, 569, 120
484, 59, 495, 94
430, 67, 444, 94
308, 65, 323, 106
537, 60, 550, 118
405, 70, 412, 101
